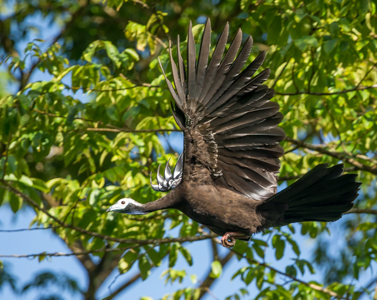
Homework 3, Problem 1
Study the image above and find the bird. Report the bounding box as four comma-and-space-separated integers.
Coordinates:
107, 19, 360, 248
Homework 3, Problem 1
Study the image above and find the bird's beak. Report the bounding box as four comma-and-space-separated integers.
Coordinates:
106, 203, 123, 213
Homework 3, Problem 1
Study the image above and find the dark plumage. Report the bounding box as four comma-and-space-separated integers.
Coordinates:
107, 19, 360, 247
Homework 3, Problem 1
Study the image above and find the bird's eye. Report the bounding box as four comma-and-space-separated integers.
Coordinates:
121, 201, 125, 205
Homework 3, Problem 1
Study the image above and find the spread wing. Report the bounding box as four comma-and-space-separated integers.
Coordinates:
158, 19, 286, 201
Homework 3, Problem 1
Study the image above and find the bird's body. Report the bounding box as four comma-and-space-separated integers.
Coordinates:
173, 181, 262, 237
107, 19, 360, 247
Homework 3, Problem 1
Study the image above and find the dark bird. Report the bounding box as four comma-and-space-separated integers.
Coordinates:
107, 19, 360, 247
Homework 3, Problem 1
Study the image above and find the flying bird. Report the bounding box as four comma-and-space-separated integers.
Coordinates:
107, 19, 360, 247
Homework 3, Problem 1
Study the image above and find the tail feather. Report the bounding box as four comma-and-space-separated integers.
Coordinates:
257, 164, 360, 227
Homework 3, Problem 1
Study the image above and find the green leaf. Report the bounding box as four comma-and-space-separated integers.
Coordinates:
169, 243, 178, 268
252, 242, 265, 259
0, 188, 6, 206
9, 192, 22, 213
324, 39, 337, 54
7, 155, 17, 173
31, 178, 49, 193
210, 260, 222, 278
294, 35, 318, 51
118, 250, 139, 274
104, 41, 120, 64
146, 248, 162, 267
272, 235, 285, 260
88, 189, 100, 205
138, 256, 151, 280
82, 40, 101, 62
179, 246, 193, 266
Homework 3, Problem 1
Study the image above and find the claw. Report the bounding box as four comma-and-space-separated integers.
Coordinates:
157, 164, 168, 188
170, 177, 182, 189
150, 172, 160, 191
150, 154, 184, 192
164, 159, 172, 181
173, 153, 184, 178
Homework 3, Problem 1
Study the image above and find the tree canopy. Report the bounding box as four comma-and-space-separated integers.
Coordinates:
1, 0, 377, 299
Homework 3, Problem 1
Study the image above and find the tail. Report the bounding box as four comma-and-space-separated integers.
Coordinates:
257, 164, 360, 227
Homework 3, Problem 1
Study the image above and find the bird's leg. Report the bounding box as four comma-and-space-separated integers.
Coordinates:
221, 232, 249, 248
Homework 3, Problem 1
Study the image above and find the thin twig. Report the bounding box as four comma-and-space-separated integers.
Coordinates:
356, 277, 377, 300
104, 272, 142, 300
131, 0, 150, 9
64, 82, 160, 92
0, 226, 56, 233
356, 61, 377, 88
0, 244, 142, 258
227, 245, 347, 299
20, 0, 90, 90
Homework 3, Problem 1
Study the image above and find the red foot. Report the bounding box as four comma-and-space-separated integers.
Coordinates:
221, 232, 248, 248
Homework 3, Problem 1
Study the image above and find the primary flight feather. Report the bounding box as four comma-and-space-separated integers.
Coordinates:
107, 19, 360, 247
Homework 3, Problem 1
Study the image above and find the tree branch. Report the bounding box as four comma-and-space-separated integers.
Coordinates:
198, 242, 234, 300
345, 208, 377, 215
31, 109, 180, 133
285, 137, 377, 175
85, 128, 181, 133
0, 181, 217, 245
0, 233, 217, 259
275, 84, 377, 96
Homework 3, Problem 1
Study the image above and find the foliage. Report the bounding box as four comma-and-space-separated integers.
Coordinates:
0, 0, 377, 299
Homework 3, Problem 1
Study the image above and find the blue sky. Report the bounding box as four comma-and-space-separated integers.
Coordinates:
0, 4, 373, 300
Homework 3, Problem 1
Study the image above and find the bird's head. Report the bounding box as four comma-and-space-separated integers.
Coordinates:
106, 198, 145, 215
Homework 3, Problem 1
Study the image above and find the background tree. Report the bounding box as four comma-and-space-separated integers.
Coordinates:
1, 0, 377, 299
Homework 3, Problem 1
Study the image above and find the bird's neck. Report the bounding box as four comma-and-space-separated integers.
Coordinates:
140, 189, 180, 213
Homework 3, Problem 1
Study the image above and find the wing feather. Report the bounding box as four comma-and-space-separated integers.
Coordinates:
202, 28, 243, 108
198, 22, 229, 103
159, 20, 286, 201
205, 36, 253, 110
177, 35, 186, 88
169, 40, 186, 105
158, 58, 184, 111
194, 18, 211, 100
206, 51, 266, 115
187, 21, 197, 104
